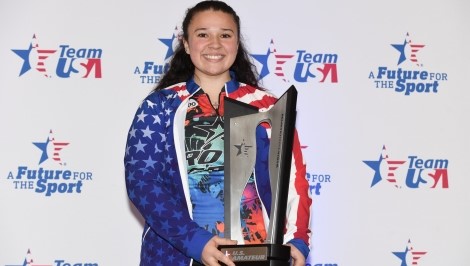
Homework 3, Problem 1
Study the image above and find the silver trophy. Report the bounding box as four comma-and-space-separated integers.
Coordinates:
220, 85, 298, 266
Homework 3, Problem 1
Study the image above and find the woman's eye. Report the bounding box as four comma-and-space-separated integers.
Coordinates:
221, 33, 232, 38
197, 33, 208, 38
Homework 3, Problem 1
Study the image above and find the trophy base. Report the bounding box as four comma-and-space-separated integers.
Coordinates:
218, 244, 291, 266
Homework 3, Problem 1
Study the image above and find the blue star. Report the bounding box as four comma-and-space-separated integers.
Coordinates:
33, 137, 50, 164
145, 255, 152, 264
140, 167, 150, 175
141, 126, 155, 139
12, 43, 33, 76
168, 195, 179, 206
164, 108, 172, 116
153, 202, 166, 215
177, 224, 188, 235
251, 47, 271, 80
393, 246, 409, 266
154, 143, 163, 153
159, 132, 167, 142
172, 210, 183, 220
126, 156, 138, 165
137, 110, 148, 123
136, 180, 146, 190
392, 39, 408, 65
153, 114, 162, 124
134, 139, 147, 153
164, 143, 172, 151
363, 155, 383, 187
164, 154, 173, 164
168, 168, 176, 176
156, 247, 164, 257
151, 186, 163, 196
143, 156, 157, 169
126, 170, 136, 183
167, 254, 175, 263
129, 126, 137, 138
160, 219, 171, 233
182, 235, 193, 250
146, 100, 157, 109
139, 195, 150, 209
128, 189, 136, 200
147, 216, 155, 226
159, 33, 176, 60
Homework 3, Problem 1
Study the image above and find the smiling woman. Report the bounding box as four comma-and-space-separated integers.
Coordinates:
182, 9, 239, 106
124, 1, 311, 266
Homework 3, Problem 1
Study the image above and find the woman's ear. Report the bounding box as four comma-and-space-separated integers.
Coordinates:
183, 40, 190, 54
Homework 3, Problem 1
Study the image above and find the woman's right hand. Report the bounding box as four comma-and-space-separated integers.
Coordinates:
201, 236, 237, 266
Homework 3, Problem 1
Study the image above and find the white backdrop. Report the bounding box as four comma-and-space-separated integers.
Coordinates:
1, 0, 469, 265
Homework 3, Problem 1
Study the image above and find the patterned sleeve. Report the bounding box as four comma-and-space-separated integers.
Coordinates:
123, 93, 213, 261
285, 129, 312, 259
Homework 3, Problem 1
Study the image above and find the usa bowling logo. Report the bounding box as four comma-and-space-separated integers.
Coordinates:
392, 239, 427, 266
5, 130, 94, 196
133, 27, 180, 84
5, 249, 98, 266
251, 39, 339, 84
12, 34, 103, 78
363, 145, 449, 189
368, 32, 448, 95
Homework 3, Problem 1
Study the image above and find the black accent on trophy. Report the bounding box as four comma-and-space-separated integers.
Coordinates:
219, 85, 298, 266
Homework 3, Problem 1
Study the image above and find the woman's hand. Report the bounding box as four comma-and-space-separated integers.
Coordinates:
286, 243, 306, 266
201, 236, 237, 266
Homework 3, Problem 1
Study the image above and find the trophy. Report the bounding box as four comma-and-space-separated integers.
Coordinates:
220, 85, 298, 266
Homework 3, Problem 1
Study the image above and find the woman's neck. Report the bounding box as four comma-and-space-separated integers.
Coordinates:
194, 72, 230, 106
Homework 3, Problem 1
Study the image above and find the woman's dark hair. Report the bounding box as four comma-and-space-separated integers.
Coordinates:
154, 0, 260, 91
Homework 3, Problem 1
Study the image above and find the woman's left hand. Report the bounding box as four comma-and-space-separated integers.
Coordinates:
286, 243, 306, 266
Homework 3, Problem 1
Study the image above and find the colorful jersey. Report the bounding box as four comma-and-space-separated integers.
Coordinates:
124, 75, 311, 265
185, 89, 266, 243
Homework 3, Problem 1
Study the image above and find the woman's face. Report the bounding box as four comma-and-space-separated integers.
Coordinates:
184, 10, 239, 82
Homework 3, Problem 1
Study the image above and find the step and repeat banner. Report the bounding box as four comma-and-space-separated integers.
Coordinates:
1, 0, 469, 265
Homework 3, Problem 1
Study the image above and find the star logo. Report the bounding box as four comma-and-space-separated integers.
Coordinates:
33, 130, 69, 165
233, 139, 253, 157
391, 32, 425, 66
12, 34, 57, 77
251, 39, 294, 81
393, 239, 427, 266
6, 249, 53, 266
158, 26, 181, 60
363, 145, 406, 188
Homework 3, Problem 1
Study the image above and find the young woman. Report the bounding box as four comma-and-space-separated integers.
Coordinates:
124, 1, 311, 265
